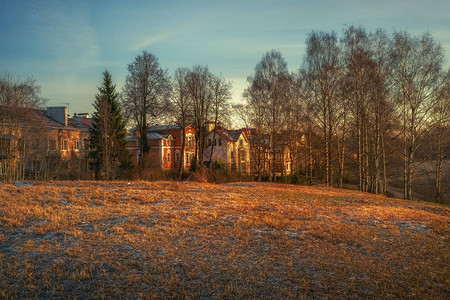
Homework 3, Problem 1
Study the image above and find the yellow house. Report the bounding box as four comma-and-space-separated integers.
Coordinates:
203, 127, 250, 174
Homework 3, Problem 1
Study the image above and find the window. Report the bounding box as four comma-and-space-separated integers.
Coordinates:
218, 138, 222, 146
239, 140, 243, 146
240, 150, 246, 162
74, 140, 81, 151
187, 136, 194, 147
49, 139, 57, 151
175, 151, 180, 162
208, 139, 212, 147
167, 150, 171, 163
84, 139, 90, 151
62, 140, 68, 151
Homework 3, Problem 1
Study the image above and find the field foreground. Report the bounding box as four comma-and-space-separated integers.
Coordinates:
0, 181, 449, 299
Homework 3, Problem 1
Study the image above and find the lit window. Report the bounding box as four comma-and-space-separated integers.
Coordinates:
74, 140, 81, 151
62, 140, 68, 151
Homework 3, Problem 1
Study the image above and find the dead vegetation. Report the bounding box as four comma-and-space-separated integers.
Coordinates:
0, 180, 448, 299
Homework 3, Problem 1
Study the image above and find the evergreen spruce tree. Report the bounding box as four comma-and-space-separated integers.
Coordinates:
90, 71, 132, 179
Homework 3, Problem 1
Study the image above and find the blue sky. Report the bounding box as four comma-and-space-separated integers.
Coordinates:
1, 0, 449, 115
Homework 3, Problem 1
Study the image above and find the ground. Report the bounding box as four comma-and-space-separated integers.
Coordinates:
0, 181, 449, 299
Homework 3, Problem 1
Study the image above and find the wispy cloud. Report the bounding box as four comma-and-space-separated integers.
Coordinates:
129, 32, 175, 51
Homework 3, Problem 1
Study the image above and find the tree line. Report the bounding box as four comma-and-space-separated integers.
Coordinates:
1, 26, 448, 202
239, 26, 449, 202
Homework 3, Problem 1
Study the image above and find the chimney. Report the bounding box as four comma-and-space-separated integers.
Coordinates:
47, 106, 68, 126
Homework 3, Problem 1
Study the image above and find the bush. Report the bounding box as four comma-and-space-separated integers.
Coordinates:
277, 173, 308, 185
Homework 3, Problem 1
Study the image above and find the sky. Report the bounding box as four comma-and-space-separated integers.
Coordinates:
1, 0, 449, 115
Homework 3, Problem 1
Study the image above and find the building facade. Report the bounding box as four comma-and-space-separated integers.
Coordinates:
203, 127, 251, 174
127, 124, 196, 170
0, 106, 92, 180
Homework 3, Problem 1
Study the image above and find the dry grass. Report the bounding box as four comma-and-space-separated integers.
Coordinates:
0, 180, 449, 299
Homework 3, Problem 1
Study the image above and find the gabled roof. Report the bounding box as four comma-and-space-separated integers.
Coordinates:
214, 128, 234, 142
227, 129, 248, 142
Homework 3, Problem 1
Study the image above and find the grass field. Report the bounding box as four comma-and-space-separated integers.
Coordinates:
0, 180, 449, 299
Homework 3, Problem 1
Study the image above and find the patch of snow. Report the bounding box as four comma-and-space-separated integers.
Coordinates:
14, 181, 33, 187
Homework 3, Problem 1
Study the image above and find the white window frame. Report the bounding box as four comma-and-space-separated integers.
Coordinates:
62, 140, 68, 151
74, 140, 81, 151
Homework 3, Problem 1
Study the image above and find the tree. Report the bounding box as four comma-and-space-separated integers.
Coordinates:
208, 75, 231, 170
169, 67, 193, 177
245, 51, 292, 181
390, 32, 444, 200
122, 51, 170, 170
90, 71, 132, 179
0, 75, 46, 181
302, 32, 342, 187
369, 29, 393, 195
430, 68, 450, 201
186, 65, 213, 169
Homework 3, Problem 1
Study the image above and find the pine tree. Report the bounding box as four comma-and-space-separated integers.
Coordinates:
90, 71, 132, 179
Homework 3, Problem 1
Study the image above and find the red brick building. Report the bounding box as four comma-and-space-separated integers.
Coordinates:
127, 124, 196, 170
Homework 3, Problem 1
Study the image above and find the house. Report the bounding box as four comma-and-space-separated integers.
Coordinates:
242, 128, 305, 177
203, 126, 251, 174
0, 106, 92, 180
127, 124, 196, 170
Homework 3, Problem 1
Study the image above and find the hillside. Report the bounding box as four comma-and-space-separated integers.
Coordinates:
0, 181, 448, 299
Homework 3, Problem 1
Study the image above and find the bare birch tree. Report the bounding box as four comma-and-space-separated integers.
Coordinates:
303, 32, 342, 187
390, 32, 444, 200
245, 50, 292, 181
0, 75, 45, 181
208, 75, 231, 170
186, 65, 213, 169
169, 67, 193, 177
122, 51, 170, 170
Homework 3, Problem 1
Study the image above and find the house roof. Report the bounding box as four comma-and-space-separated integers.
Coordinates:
227, 129, 245, 142
215, 129, 234, 142
146, 132, 173, 140
0, 106, 91, 132
149, 124, 182, 131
